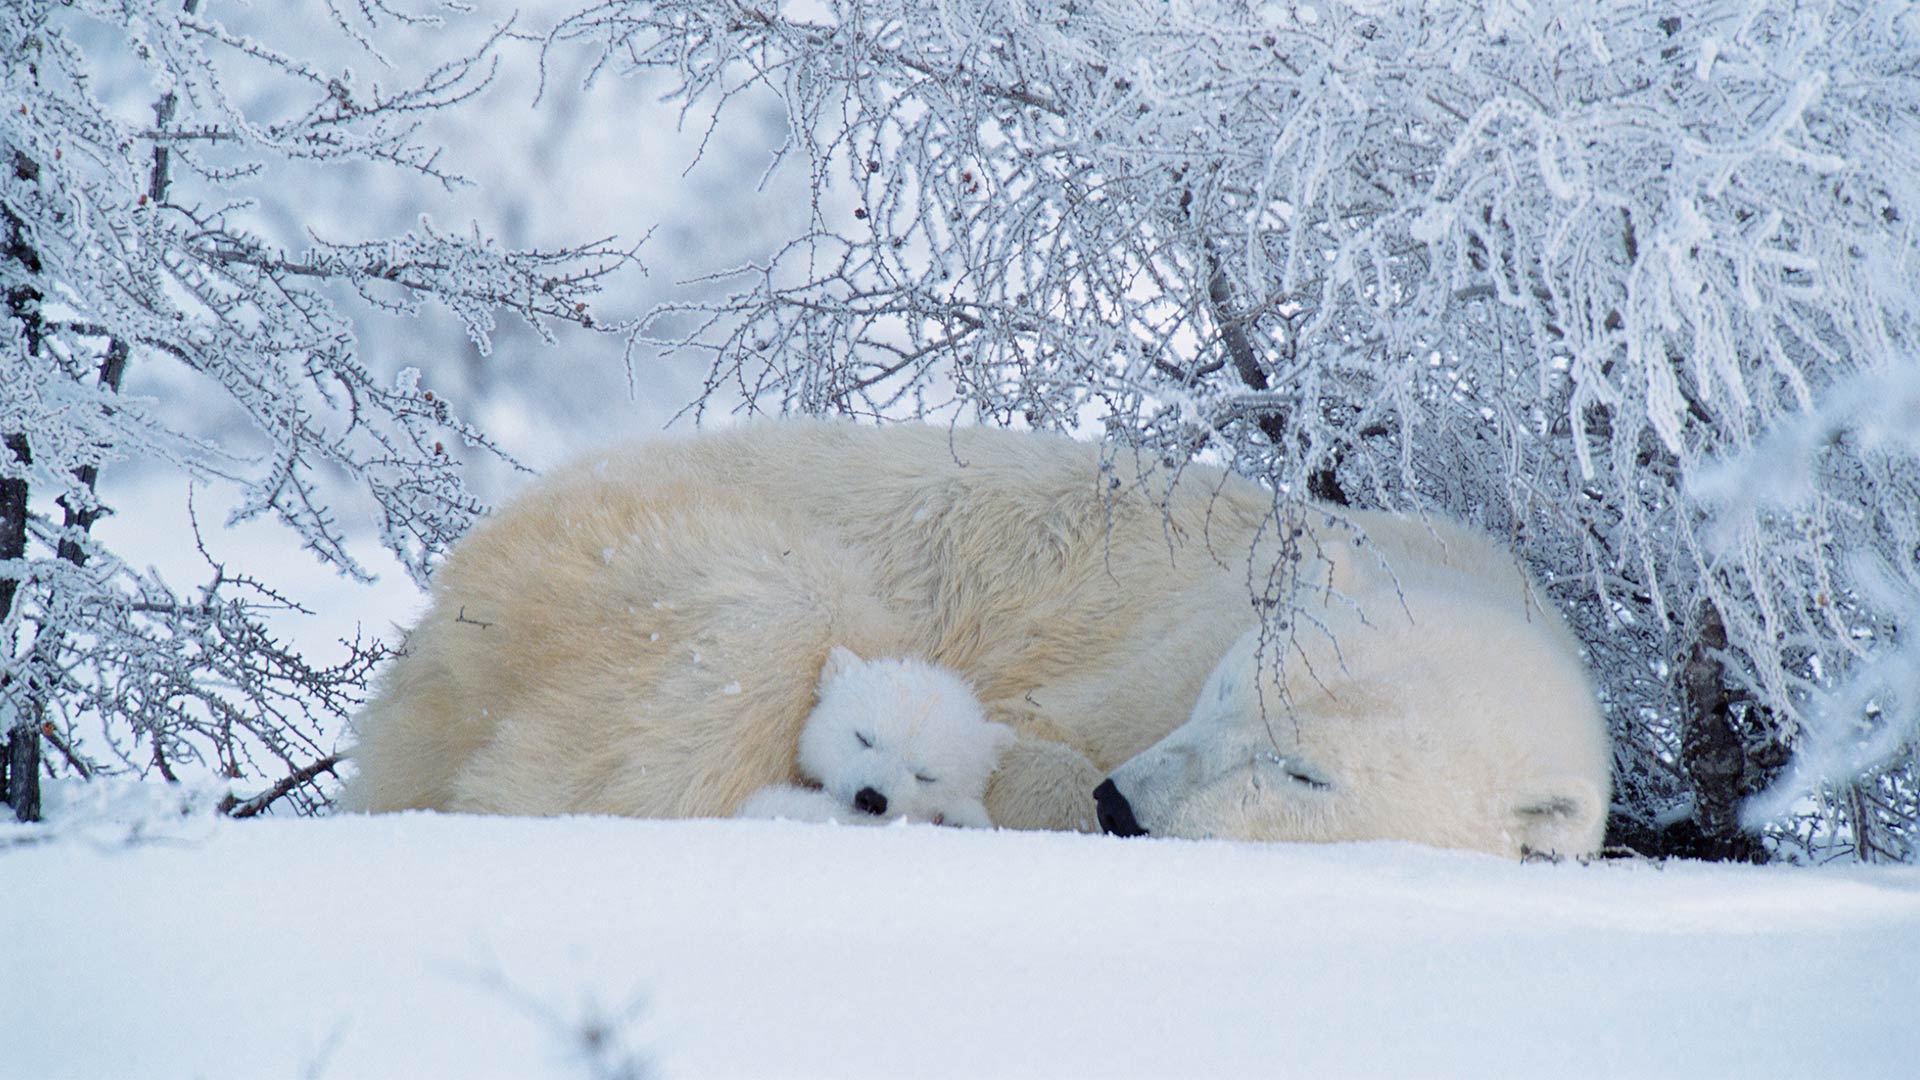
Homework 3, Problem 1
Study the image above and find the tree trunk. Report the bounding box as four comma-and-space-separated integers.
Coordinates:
4, 720, 42, 823
1609, 601, 1783, 861
1199, 245, 1350, 506
3, 152, 45, 822
2, 433, 37, 822
1679, 603, 1753, 853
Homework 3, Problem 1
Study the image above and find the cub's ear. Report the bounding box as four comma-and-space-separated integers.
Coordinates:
819, 645, 865, 688
982, 720, 1018, 758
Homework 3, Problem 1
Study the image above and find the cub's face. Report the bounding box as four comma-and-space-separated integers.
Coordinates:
797, 648, 1013, 827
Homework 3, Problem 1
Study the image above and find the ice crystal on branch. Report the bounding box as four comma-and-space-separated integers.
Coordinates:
2, 0, 639, 818
554, 0, 1920, 859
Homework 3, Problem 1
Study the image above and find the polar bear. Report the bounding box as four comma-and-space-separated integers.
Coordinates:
736, 647, 1013, 826
1092, 511, 1611, 856
343, 420, 1610, 857
342, 486, 914, 818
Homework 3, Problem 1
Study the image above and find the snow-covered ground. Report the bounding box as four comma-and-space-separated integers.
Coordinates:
8, 785, 1919, 1080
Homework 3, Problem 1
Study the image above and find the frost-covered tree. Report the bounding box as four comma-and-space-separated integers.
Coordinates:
1, 0, 635, 820
551, 0, 1920, 860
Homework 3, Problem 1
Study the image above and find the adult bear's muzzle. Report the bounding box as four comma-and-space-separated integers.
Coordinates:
1093, 778, 1148, 837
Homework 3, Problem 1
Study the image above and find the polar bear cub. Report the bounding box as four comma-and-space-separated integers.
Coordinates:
737, 647, 1014, 827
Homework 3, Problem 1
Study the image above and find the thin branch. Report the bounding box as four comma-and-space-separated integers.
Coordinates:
219, 753, 346, 818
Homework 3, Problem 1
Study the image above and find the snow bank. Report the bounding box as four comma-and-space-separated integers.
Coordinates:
7, 800, 1918, 1079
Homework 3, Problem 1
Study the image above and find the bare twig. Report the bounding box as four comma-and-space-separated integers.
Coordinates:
219, 753, 347, 819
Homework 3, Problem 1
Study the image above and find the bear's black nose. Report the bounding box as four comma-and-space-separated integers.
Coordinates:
1093, 778, 1148, 837
853, 787, 888, 816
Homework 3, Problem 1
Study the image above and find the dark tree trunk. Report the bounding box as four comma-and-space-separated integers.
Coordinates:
0, 435, 26, 636
1679, 603, 1757, 856
4, 720, 42, 823
3, 152, 46, 823
2, 433, 36, 822
1199, 243, 1350, 506
55, 341, 127, 568
2, 119, 147, 823
1607, 602, 1788, 861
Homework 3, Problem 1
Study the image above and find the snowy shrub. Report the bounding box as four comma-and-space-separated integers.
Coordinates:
549, 0, 1920, 860
1, 0, 636, 817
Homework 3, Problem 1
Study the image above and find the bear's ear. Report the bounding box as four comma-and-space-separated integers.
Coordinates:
820, 645, 865, 688
1511, 779, 1606, 858
1212, 667, 1239, 705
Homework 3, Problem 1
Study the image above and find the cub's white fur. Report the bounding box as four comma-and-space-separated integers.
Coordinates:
737, 648, 1013, 827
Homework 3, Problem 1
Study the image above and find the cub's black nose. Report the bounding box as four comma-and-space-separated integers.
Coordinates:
853, 787, 888, 816
1093, 778, 1147, 837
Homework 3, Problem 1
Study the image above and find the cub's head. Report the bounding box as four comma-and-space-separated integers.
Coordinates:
798, 647, 1014, 827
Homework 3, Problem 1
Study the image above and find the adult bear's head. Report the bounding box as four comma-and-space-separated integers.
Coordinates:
1096, 512, 1612, 859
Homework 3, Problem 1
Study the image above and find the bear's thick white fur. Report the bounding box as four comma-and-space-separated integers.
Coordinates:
1100, 511, 1612, 856
344, 421, 1610, 856
736, 647, 1013, 827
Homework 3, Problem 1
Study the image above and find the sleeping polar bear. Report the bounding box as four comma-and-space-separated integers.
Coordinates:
1092, 510, 1610, 855
735, 647, 1013, 827
343, 420, 1610, 857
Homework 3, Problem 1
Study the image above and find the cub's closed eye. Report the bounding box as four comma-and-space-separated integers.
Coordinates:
855, 732, 874, 749
914, 772, 937, 784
